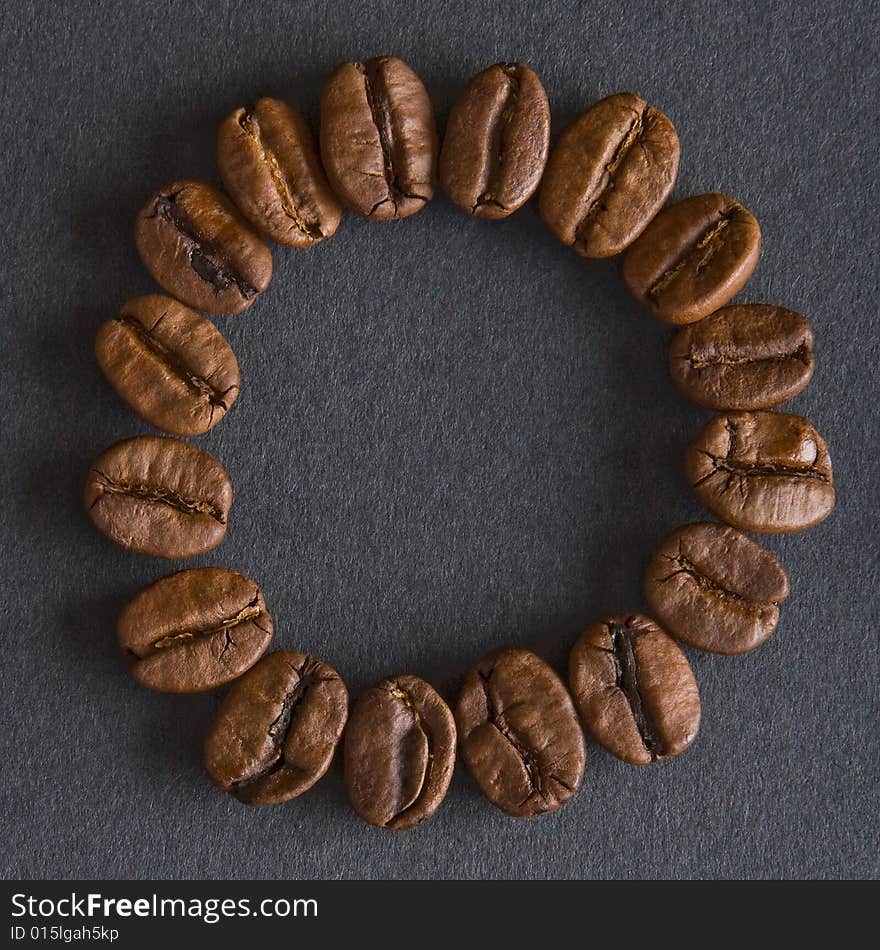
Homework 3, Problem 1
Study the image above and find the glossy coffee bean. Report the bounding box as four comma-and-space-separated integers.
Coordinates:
344, 674, 456, 830
622, 193, 761, 324
205, 650, 348, 804
539, 92, 679, 258
569, 614, 700, 765
456, 647, 585, 819
439, 62, 549, 219
84, 435, 232, 558
95, 295, 240, 436
669, 304, 814, 410
118, 568, 273, 693
135, 180, 272, 314
685, 410, 835, 532
320, 56, 437, 220
644, 522, 790, 654
218, 97, 342, 247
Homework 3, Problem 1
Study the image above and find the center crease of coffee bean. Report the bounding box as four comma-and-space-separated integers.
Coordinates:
90, 470, 227, 522
385, 684, 432, 824
694, 454, 831, 486
231, 658, 327, 792
153, 194, 258, 299
359, 60, 426, 216
687, 341, 812, 370
478, 670, 545, 801
609, 622, 664, 759
473, 64, 521, 214
149, 595, 265, 656
575, 104, 648, 247
115, 313, 236, 414
648, 209, 734, 299
239, 111, 324, 240
657, 551, 775, 618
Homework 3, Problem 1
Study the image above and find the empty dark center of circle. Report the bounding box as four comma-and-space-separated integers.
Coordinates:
214, 201, 690, 691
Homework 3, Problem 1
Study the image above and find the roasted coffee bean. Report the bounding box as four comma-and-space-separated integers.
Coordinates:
95, 295, 240, 436
320, 56, 437, 220
135, 180, 272, 314
685, 410, 835, 532
568, 614, 700, 765
622, 193, 761, 324
539, 92, 679, 258
456, 647, 585, 818
218, 98, 342, 247
205, 650, 348, 803
344, 675, 456, 830
669, 304, 814, 410
644, 522, 790, 654
84, 435, 232, 558
439, 62, 549, 219
119, 568, 272, 693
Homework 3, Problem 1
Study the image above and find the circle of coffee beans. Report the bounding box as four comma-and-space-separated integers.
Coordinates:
87, 57, 836, 827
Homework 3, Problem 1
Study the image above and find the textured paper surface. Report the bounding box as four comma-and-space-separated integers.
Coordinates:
1, 0, 877, 879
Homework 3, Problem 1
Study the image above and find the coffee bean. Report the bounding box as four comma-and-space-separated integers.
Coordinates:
344, 675, 455, 830
644, 522, 790, 654
439, 62, 549, 219
320, 56, 437, 220
456, 647, 585, 818
118, 568, 272, 693
135, 180, 272, 314
84, 435, 232, 558
205, 650, 348, 803
685, 410, 835, 532
568, 614, 700, 765
622, 193, 761, 323
218, 98, 342, 247
669, 304, 814, 410
539, 92, 679, 258
95, 295, 240, 436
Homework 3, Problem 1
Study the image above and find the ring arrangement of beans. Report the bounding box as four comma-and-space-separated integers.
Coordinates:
86, 56, 835, 828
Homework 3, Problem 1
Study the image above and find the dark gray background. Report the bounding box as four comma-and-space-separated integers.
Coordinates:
1, 0, 877, 880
